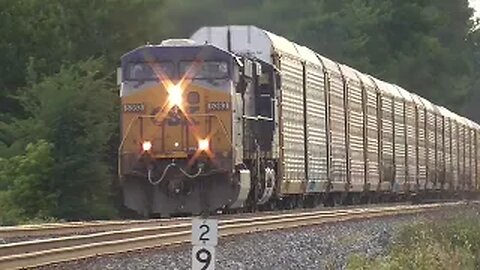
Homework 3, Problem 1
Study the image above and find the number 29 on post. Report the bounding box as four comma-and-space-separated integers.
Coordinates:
192, 219, 218, 270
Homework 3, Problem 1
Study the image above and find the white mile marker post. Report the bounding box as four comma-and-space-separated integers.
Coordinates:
192, 218, 218, 270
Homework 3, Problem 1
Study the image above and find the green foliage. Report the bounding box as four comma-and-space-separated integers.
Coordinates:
0, 0, 162, 221
346, 214, 480, 270
0, 0, 164, 115
1, 59, 118, 221
28, 59, 117, 220
0, 140, 56, 225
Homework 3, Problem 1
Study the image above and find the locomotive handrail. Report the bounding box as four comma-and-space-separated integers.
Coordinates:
242, 115, 273, 121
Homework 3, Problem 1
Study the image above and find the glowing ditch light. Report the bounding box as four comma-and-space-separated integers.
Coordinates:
198, 139, 210, 151
142, 141, 152, 152
168, 84, 183, 107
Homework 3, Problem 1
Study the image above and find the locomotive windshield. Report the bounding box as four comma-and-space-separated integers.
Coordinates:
125, 61, 229, 81
179, 61, 229, 79
126, 62, 175, 80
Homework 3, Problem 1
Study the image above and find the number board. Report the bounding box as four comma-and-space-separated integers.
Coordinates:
123, 103, 145, 113
192, 245, 215, 270
207, 101, 230, 111
192, 218, 218, 246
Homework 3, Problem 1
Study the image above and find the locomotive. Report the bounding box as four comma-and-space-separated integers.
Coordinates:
118, 26, 479, 216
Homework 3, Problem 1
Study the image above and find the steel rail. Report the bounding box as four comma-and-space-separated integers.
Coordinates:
0, 218, 191, 238
0, 202, 413, 239
0, 207, 391, 257
0, 202, 461, 270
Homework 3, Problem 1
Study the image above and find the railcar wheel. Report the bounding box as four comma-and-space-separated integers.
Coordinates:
295, 196, 304, 209
324, 192, 336, 207
340, 192, 352, 205
304, 195, 317, 208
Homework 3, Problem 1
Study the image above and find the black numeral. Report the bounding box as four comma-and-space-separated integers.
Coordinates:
196, 248, 212, 270
199, 224, 210, 241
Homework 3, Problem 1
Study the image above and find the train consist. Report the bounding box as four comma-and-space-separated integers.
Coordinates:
118, 25, 479, 216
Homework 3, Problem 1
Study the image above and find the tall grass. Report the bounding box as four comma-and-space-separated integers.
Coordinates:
347, 212, 480, 270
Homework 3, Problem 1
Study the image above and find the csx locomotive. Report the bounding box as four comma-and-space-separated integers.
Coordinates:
118, 26, 480, 216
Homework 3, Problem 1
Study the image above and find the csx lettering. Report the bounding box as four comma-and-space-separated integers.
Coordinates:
207, 102, 230, 111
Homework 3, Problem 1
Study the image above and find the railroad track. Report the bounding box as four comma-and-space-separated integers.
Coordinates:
0, 202, 410, 240
0, 202, 463, 269
0, 218, 192, 239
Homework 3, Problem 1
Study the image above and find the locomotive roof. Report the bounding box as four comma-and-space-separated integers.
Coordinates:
120, 43, 235, 63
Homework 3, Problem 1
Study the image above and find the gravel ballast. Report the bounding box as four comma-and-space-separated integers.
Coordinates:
37, 204, 480, 270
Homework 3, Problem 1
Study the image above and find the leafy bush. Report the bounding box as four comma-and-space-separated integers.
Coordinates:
0, 59, 117, 223
347, 213, 480, 270
0, 140, 56, 225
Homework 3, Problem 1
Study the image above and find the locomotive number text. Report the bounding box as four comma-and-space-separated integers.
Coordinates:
207, 102, 230, 111
123, 103, 145, 113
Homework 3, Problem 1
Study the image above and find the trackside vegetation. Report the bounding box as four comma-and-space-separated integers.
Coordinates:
0, 0, 480, 223
347, 211, 480, 270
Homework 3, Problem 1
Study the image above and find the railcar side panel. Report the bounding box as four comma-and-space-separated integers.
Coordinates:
279, 53, 306, 194
458, 124, 465, 190
451, 119, 460, 190
393, 98, 406, 190
451, 120, 459, 189
346, 77, 365, 190
365, 85, 379, 189
475, 129, 480, 191
473, 128, 477, 190
328, 71, 347, 187
444, 117, 452, 189
405, 101, 416, 189
465, 126, 471, 189
462, 124, 468, 190
471, 127, 474, 190
416, 106, 427, 189
471, 128, 476, 189
381, 95, 394, 186
436, 114, 445, 188
304, 63, 328, 192
466, 127, 473, 189
426, 110, 436, 189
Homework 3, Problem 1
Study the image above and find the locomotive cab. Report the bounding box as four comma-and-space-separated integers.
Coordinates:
118, 40, 248, 216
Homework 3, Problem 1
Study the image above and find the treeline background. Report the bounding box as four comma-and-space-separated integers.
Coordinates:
0, 0, 479, 224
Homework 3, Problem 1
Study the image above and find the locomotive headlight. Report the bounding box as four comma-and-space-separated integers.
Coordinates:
198, 138, 210, 151
167, 84, 183, 107
142, 141, 152, 152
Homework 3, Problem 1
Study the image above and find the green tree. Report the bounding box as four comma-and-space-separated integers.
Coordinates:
0, 0, 164, 116
0, 140, 56, 225
0, 0, 166, 220
1, 59, 117, 220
